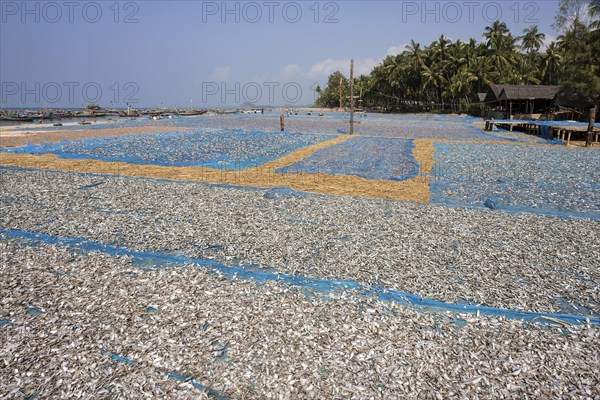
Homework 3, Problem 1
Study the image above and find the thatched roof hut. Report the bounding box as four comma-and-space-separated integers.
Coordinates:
483, 84, 561, 118
483, 84, 504, 104
498, 85, 560, 102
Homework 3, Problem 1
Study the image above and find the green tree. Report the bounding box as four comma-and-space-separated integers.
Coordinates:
520, 25, 546, 53
540, 42, 562, 84
557, 20, 600, 95
345, 3, 599, 113
316, 71, 349, 108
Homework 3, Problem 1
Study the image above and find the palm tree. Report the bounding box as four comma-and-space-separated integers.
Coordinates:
405, 40, 423, 68
470, 55, 494, 92
590, 0, 600, 29
557, 19, 589, 63
484, 20, 510, 45
517, 25, 546, 83
540, 42, 562, 84
320, 11, 599, 112
437, 34, 450, 60
450, 67, 478, 110
488, 34, 518, 73
421, 63, 445, 107
556, 18, 600, 95
520, 25, 546, 53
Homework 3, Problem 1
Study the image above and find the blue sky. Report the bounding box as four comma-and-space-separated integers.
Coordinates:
1, 1, 559, 108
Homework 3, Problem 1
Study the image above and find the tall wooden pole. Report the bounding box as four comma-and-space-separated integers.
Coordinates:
586, 106, 596, 147
339, 77, 343, 118
350, 59, 355, 135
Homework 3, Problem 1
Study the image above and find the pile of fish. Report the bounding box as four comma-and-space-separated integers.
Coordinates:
431, 142, 600, 218
1, 168, 598, 316
2, 239, 599, 398
277, 137, 420, 181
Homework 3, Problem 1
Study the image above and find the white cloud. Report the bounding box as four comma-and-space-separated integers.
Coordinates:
307, 57, 378, 79
304, 44, 409, 83
385, 43, 410, 56
540, 34, 556, 51
209, 66, 232, 80
355, 58, 379, 76
279, 64, 303, 80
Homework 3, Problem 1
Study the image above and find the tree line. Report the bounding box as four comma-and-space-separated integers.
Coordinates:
316, 0, 600, 113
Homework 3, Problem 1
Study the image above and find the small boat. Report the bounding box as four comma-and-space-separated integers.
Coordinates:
118, 111, 141, 117
242, 108, 264, 114
178, 110, 207, 117
215, 110, 239, 115
1, 115, 33, 122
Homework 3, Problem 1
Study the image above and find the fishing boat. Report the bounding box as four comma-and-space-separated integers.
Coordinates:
215, 109, 239, 115
118, 111, 141, 117
1, 114, 33, 122
177, 110, 207, 117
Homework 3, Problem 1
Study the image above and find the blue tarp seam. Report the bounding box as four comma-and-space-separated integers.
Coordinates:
2, 227, 598, 326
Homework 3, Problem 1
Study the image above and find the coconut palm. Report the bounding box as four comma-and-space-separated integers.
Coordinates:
317, 11, 598, 112
405, 40, 423, 68
484, 20, 510, 45
520, 25, 546, 52
488, 33, 518, 76
541, 42, 563, 84
590, 0, 600, 29
421, 63, 446, 106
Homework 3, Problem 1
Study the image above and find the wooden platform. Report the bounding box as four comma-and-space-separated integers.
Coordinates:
484, 120, 600, 145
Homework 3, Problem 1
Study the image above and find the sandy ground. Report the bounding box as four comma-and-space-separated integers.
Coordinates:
0, 126, 189, 148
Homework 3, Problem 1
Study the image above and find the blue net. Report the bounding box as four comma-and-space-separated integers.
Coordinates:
2, 128, 336, 169
430, 142, 600, 219
276, 137, 421, 181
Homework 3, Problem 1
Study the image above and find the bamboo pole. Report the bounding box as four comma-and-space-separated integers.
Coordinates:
350, 59, 355, 135
586, 106, 597, 147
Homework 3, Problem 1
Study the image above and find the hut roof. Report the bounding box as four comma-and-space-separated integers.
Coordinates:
497, 85, 561, 101
477, 93, 487, 102
553, 89, 597, 109
484, 84, 504, 103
